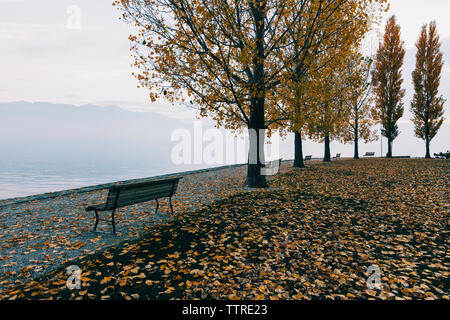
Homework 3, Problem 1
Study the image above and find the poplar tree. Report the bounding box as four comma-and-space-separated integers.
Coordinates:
372, 16, 405, 158
411, 22, 446, 158
339, 56, 378, 159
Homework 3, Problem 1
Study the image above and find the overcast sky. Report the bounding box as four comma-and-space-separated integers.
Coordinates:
0, 0, 449, 156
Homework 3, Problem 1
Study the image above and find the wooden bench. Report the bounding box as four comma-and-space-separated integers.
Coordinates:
434, 152, 450, 159
262, 158, 282, 175
363, 152, 375, 157
333, 153, 341, 160
85, 177, 182, 234
304, 155, 312, 162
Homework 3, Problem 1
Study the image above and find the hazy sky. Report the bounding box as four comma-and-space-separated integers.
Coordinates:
0, 0, 449, 156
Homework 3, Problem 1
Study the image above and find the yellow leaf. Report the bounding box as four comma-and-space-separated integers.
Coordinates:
100, 276, 113, 284
145, 280, 153, 286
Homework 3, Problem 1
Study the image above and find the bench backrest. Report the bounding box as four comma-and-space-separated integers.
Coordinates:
269, 158, 282, 167
336, 153, 341, 157
365, 152, 375, 156
304, 155, 312, 161
262, 158, 282, 175
104, 177, 181, 210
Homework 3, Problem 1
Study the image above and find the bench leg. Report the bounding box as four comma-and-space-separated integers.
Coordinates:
169, 197, 174, 215
155, 199, 159, 215
111, 209, 116, 235
93, 210, 99, 231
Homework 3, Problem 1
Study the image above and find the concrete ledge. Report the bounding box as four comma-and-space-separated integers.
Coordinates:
0, 159, 297, 208
0, 163, 246, 208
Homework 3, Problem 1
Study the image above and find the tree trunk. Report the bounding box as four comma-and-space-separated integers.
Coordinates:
387, 138, 393, 158
293, 131, 305, 168
354, 114, 359, 159
425, 137, 431, 159
245, 8, 266, 189
247, 160, 267, 188
354, 136, 359, 159
246, 124, 267, 188
323, 135, 331, 162
425, 123, 431, 159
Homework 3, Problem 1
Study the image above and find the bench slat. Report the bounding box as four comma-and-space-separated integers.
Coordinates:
114, 183, 178, 208
262, 159, 282, 175
264, 158, 282, 168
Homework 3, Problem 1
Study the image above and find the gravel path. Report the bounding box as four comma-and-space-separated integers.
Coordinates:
0, 161, 296, 290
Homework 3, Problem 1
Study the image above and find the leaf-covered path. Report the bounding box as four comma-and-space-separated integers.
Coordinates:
0, 162, 293, 292
0, 159, 448, 300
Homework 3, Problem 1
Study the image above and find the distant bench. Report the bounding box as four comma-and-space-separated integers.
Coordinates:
434, 152, 450, 159
262, 158, 282, 175
363, 152, 375, 157
333, 153, 341, 160
85, 177, 182, 234
304, 155, 312, 162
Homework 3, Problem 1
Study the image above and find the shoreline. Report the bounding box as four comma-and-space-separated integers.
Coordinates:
1, 158, 326, 208
0, 157, 358, 208
0, 162, 249, 208
0, 160, 295, 290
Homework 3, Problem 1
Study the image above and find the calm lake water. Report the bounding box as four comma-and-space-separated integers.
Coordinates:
0, 143, 216, 200
0, 102, 228, 201
0, 159, 219, 201
0, 165, 156, 200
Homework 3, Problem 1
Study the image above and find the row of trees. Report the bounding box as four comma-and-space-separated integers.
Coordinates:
114, 0, 445, 187
372, 17, 445, 159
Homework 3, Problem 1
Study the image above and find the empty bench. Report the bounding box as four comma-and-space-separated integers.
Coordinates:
363, 152, 375, 157
434, 152, 450, 159
262, 158, 282, 175
85, 177, 182, 234
333, 153, 341, 160
304, 155, 312, 162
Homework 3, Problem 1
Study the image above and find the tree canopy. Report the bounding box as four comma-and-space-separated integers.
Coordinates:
114, 0, 388, 184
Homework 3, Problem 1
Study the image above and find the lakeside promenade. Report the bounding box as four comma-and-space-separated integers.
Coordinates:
0, 161, 296, 291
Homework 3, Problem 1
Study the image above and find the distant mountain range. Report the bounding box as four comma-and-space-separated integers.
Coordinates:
0, 100, 448, 162
0, 102, 209, 199
0, 101, 192, 173
0, 101, 183, 143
